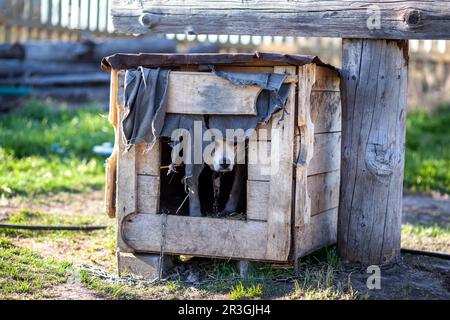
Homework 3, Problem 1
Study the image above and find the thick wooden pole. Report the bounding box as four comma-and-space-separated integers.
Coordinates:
338, 39, 408, 266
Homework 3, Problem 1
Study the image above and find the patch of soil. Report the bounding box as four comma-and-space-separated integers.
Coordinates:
0, 191, 105, 219
402, 193, 450, 226
341, 253, 450, 300
44, 282, 105, 300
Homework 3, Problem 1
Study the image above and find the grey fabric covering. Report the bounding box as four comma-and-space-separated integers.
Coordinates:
122, 67, 170, 149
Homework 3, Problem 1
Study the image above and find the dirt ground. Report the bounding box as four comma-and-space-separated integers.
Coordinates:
0, 191, 449, 300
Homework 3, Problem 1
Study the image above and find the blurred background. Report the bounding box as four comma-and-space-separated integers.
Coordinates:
0, 0, 448, 300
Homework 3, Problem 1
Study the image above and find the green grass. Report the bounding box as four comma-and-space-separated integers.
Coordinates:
404, 104, 450, 194
0, 237, 72, 299
0, 100, 113, 197
402, 223, 450, 238
290, 247, 357, 300
229, 282, 264, 300
79, 269, 133, 299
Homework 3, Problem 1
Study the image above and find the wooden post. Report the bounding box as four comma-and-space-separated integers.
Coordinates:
338, 39, 409, 266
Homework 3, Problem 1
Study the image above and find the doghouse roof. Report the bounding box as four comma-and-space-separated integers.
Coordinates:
101, 52, 336, 72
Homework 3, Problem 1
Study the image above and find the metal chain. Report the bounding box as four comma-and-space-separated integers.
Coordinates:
158, 210, 168, 280
212, 172, 221, 214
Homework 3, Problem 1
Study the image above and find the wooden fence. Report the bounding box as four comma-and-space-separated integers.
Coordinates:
0, 0, 113, 43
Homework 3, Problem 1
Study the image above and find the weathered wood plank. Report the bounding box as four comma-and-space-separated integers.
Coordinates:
105, 70, 119, 219
122, 214, 270, 261
136, 143, 160, 176
137, 175, 160, 214
166, 71, 261, 115
111, 0, 450, 39
246, 180, 269, 221
247, 140, 271, 181
339, 39, 408, 266
308, 170, 340, 216
265, 66, 296, 261
310, 92, 341, 134
117, 71, 137, 253
308, 133, 341, 176
295, 207, 338, 258
294, 64, 315, 228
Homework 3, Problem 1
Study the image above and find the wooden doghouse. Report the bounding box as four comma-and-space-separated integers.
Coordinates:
101, 53, 341, 277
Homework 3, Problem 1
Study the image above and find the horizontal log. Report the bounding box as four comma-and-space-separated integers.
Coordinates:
0, 73, 111, 86
0, 59, 99, 76
112, 0, 450, 39
32, 87, 110, 101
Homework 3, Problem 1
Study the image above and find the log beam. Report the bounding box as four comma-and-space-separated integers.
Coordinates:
338, 39, 408, 266
111, 0, 450, 39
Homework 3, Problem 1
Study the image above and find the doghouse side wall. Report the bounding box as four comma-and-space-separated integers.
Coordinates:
295, 65, 341, 258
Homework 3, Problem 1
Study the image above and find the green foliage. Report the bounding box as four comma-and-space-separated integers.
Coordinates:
0, 100, 113, 197
229, 282, 264, 300
402, 223, 450, 238
404, 104, 450, 194
0, 237, 72, 299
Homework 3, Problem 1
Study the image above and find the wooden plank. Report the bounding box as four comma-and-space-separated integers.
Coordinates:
136, 143, 160, 176
118, 252, 173, 279
122, 214, 270, 261
166, 71, 261, 115
294, 64, 315, 228
246, 180, 269, 221
247, 140, 271, 181
117, 71, 137, 253
310, 92, 341, 134
249, 121, 272, 142
265, 65, 296, 261
295, 208, 338, 258
105, 70, 119, 219
137, 175, 160, 214
111, 0, 450, 39
339, 39, 408, 265
312, 66, 341, 91
308, 170, 340, 216
308, 133, 341, 176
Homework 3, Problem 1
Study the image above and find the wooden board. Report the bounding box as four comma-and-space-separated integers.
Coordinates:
265, 66, 296, 261
166, 71, 261, 115
294, 64, 315, 228
247, 140, 271, 181
246, 180, 269, 221
137, 175, 160, 214
111, 0, 450, 39
310, 92, 341, 134
136, 143, 160, 176
116, 73, 137, 253
295, 208, 338, 258
308, 171, 340, 216
308, 133, 341, 176
122, 214, 269, 261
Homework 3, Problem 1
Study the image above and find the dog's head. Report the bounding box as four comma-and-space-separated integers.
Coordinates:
206, 138, 237, 173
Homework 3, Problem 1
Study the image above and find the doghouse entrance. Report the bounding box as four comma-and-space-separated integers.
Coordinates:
159, 138, 247, 218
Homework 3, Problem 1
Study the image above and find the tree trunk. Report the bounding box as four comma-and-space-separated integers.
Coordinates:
338, 39, 409, 266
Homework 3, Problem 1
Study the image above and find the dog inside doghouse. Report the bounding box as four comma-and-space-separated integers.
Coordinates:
121, 67, 291, 220
159, 126, 249, 220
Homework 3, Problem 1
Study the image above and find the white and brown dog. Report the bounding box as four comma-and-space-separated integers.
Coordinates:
187, 137, 245, 217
